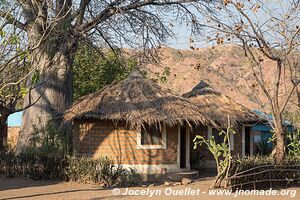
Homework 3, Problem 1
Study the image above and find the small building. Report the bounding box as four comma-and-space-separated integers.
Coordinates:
1, 112, 22, 149
250, 110, 294, 156
182, 81, 259, 168
63, 72, 214, 174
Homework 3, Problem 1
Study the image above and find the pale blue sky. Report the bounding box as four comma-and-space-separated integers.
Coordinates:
8, 111, 22, 126
6, 1, 288, 126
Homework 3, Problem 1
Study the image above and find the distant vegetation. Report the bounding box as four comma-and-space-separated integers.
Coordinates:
73, 45, 137, 100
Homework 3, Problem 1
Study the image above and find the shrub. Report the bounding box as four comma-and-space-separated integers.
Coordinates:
254, 140, 273, 156
0, 149, 67, 180
287, 130, 300, 157
30, 121, 69, 155
0, 122, 143, 187
119, 168, 143, 187
0, 121, 69, 180
0, 151, 143, 186
65, 156, 143, 186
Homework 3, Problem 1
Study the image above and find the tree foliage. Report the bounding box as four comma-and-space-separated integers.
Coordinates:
73, 45, 137, 100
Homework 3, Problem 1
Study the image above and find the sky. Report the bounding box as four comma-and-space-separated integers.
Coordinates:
8, 112, 22, 126
6, 1, 289, 126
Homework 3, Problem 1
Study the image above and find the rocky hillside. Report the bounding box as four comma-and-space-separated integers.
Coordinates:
144, 45, 298, 113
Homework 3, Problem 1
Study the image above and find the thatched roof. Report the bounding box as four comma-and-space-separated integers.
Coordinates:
182, 81, 258, 126
63, 71, 214, 129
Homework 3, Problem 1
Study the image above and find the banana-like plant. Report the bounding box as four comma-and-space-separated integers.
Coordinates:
193, 125, 236, 188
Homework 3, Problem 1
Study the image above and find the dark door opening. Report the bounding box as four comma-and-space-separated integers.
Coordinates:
180, 126, 186, 168
245, 126, 251, 156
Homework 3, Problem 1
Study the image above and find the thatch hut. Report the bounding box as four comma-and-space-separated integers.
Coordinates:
182, 81, 260, 168
182, 81, 257, 126
63, 72, 213, 174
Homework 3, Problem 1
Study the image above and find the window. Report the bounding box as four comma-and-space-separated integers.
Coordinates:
254, 135, 261, 143
253, 131, 273, 155
141, 125, 162, 145
137, 124, 167, 149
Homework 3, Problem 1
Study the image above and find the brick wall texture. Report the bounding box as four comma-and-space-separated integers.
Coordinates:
74, 120, 245, 166
74, 120, 178, 165
7, 126, 20, 148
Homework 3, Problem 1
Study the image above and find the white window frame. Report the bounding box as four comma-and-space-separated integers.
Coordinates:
137, 123, 167, 150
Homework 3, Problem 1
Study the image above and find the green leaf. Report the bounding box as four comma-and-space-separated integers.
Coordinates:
31, 70, 40, 84
20, 87, 29, 97
0, 29, 5, 37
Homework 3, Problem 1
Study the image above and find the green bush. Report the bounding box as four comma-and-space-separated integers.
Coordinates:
254, 140, 273, 156
193, 126, 236, 188
73, 46, 137, 100
30, 121, 69, 155
119, 168, 143, 187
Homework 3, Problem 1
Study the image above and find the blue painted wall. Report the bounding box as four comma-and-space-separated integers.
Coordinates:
252, 110, 294, 132
252, 124, 272, 132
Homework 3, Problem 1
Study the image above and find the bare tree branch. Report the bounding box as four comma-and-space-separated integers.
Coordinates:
0, 10, 26, 30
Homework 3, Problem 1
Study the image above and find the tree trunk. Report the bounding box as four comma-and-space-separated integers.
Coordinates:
17, 46, 76, 149
296, 86, 300, 110
273, 113, 286, 164
15, 0, 77, 150
0, 116, 8, 150
275, 127, 285, 164
17, 30, 78, 150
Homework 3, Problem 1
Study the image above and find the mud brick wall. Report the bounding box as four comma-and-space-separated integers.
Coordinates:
7, 126, 20, 148
73, 119, 178, 165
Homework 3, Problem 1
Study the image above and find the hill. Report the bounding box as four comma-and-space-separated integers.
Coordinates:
144, 45, 298, 113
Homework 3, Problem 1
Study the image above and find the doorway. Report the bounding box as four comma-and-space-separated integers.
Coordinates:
180, 126, 186, 168
245, 126, 251, 156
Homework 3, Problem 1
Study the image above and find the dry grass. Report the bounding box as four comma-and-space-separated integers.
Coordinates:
182, 81, 258, 127
63, 71, 214, 130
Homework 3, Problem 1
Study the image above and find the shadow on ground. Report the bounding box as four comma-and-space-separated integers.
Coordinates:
0, 177, 127, 200
0, 188, 105, 200
0, 176, 60, 191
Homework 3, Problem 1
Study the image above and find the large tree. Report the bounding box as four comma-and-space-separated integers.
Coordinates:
0, 0, 213, 148
199, 0, 300, 164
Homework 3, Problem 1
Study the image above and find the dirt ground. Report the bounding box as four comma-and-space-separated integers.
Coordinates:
0, 177, 299, 200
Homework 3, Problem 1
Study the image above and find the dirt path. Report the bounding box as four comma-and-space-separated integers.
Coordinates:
0, 177, 299, 200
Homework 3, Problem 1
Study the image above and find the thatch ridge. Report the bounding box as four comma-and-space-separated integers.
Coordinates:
63, 71, 214, 129
182, 81, 258, 127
